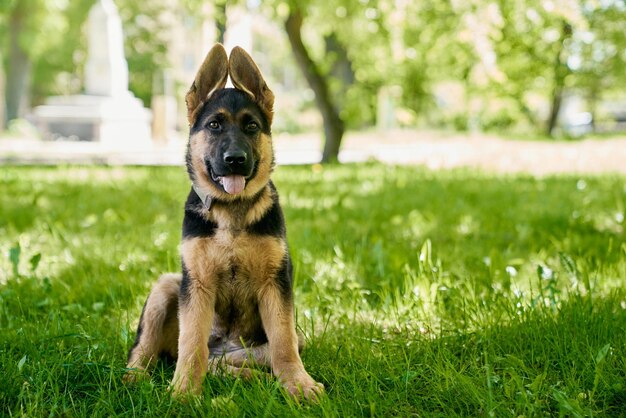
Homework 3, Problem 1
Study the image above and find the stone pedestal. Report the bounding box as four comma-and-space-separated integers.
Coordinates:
33, 95, 151, 145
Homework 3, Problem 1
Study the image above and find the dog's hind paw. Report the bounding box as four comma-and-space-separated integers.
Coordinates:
122, 368, 149, 384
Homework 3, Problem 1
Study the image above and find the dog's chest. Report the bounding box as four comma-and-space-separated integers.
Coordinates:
205, 228, 284, 342
182, 229, 287, 292
181, 225, 286, 325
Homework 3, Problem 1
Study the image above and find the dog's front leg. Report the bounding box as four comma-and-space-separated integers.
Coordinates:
259, 285, 324, 401
170, 274, 215, 398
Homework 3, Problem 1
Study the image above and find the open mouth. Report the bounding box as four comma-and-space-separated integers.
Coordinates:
209, 167, 247, 195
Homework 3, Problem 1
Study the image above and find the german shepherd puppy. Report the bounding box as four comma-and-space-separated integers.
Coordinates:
125, 44, 324, 401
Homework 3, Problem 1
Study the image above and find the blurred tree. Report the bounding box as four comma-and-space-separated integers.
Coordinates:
488, 0, 626, 136
573, 1, 626, 130
284, 5, 344, 163
399, 1, 476, 126
0, 0, 95, 125
3, 0, 625, 139
0, 49, 4, 131
271, 0, 393, 162
117, 0, 173, 106
31, 1, 95, 101
182, 0, 230, 46
0, 0, 175, 127
545, 20, 573, 136
214, 0, 227, 43
2, 0, 40, 124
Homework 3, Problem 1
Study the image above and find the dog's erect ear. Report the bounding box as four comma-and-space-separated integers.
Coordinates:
185, 44, 229, 126
229, 46, 275, 124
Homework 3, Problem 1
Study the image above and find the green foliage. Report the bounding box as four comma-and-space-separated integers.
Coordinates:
1, 164, 625, 415
0, 0, 92, 106
0, 0, 171, 107
399, 1, 475, 115
30, 0, 95, 102
117, 0, 173, 106
4, 0, 626, 133
264, 0, 393, 129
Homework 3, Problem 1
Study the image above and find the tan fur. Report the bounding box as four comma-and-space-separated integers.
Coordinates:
181, 233, 287, 292
244, 186, 273, 226
172, 284, 215, 395
124, 273, 180, 381
173, 238, 220, 395
214, 332, 304, 368
241, 132, 273, 199
256, 285, 322, 398
186, 47, 274, 204
169, 233, 286, 396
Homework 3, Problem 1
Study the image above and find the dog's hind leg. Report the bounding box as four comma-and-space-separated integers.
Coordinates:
125, 273, 181, 381
221, 344, 271, 368
208, 361, 267, 380
205, 333, 305, 382
219, 332, 305, 369
206, 346, 272, 382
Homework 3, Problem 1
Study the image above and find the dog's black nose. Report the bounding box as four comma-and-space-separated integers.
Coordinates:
223, 150, 247, 165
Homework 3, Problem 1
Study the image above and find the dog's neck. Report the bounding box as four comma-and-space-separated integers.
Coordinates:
192, 182, 274, 232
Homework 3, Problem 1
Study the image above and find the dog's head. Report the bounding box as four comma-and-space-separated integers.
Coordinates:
185, 44, 275, 201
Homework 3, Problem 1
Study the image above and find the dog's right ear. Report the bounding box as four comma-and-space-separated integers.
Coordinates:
185, 44, 229, 126
229, 46, 275, 124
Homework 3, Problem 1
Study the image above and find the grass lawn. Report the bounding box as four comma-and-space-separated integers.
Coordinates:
0, 163, 624, 416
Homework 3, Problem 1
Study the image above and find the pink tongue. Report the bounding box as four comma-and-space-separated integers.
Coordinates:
221, 175, 246, 194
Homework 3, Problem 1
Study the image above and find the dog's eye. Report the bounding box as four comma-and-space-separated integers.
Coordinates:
246, 122, 259, 132
208, 121, 220, 130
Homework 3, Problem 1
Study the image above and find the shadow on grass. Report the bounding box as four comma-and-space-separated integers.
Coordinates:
308, 293, 626, 416
276, 163, 625, 295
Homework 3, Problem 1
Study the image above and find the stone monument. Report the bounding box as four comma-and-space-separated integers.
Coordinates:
33, 0, 151, 145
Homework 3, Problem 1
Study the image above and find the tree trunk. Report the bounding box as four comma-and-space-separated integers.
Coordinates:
546, 85, 563, 136
0, 50, 5, 131
588, 84, 598, 133
546, 22, 572, 137
6, 5, 32, 124
214, 1, 227, 44
284, 8, 344, 163
324, 32, 354, 91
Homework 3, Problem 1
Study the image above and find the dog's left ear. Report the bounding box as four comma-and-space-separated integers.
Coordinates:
229, 46, 275, 124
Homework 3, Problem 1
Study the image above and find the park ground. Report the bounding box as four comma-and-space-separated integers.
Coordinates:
0, 133, 625, 416
1, 129, 626, 175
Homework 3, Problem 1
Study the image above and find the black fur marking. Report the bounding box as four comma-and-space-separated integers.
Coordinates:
158, 351, 177, 365
183, 189, 218, 239
180, 263, 192, 307
127, 299, 148, 362
185, 141, 196, 182
275, 252, 294, 301
251, 318, 269, 345
248, 184, 286, 237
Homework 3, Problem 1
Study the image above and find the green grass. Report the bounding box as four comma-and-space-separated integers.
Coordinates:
1, 163, 625, 417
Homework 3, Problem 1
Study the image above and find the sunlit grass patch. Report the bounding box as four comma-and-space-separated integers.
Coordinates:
1, 163, 624, 416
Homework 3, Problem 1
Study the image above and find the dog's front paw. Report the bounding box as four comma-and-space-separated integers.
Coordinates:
169, 375, 202, 400
282, 372, 325, 402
